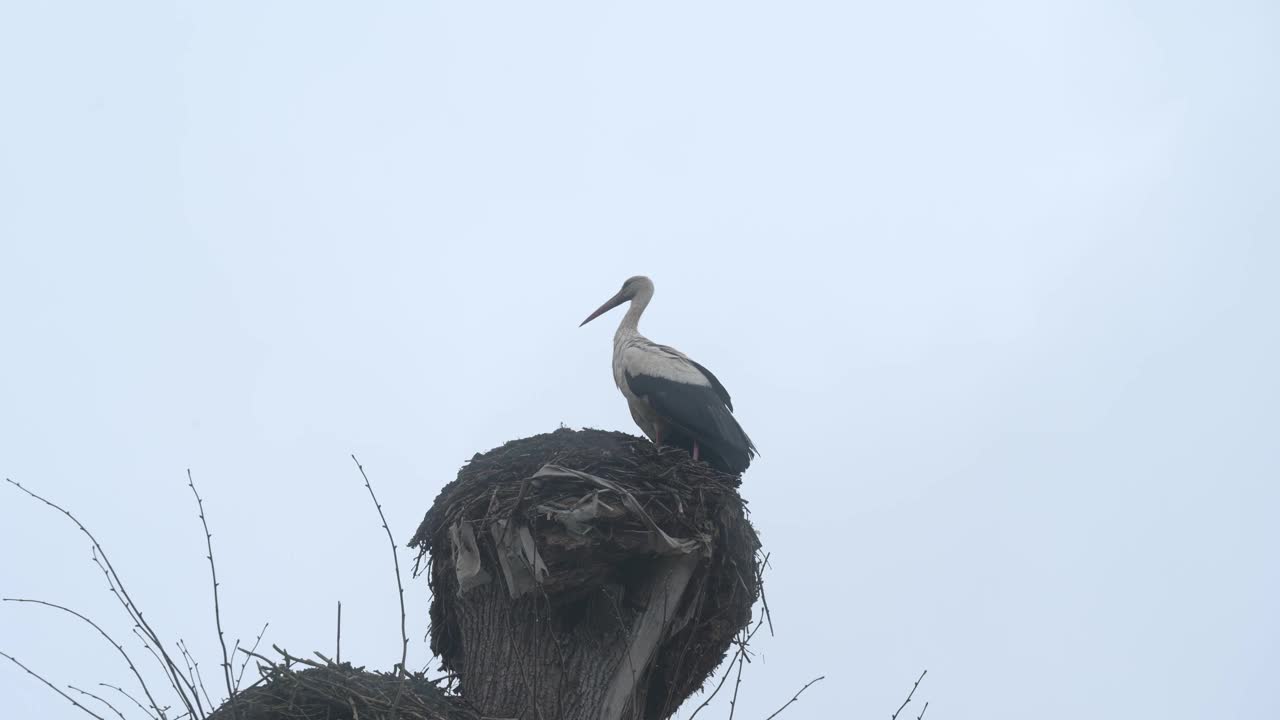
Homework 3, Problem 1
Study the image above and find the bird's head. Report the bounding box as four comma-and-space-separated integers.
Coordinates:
580, 276, 654, 327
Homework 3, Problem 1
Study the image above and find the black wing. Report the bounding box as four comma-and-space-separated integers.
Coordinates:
625, 370, 756, 474
649, 343, 735, 411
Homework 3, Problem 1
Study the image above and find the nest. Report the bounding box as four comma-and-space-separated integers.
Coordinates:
409, 428, 761, 719
208, 663, 476, 720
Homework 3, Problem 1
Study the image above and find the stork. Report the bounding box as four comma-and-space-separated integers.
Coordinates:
579, 276, 757, 475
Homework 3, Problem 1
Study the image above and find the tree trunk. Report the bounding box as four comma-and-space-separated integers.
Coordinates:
454, 554, 700, 720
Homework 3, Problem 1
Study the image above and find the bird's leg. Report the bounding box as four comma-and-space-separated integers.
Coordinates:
653, 422, 663, 448
692, 440, 700, 462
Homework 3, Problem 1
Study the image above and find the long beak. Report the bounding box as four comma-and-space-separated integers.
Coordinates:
579, 291, 628, 327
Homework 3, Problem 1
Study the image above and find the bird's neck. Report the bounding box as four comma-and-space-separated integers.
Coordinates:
615, 291, 651, 342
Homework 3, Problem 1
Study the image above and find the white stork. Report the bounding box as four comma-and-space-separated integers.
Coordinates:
579, 276, 757, 474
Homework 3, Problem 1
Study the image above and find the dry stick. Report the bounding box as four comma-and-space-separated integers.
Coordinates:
681, 646, 737, 719
236, 647, 276, 669
756, 552, 774, 637
175, 640, 199, 701
762, 676, 825, 720
891, 670, 928, 720
0, 650, 107, 720
350, 456, 409, 674
270, 645, 327, 670
684, 555, 769, 718
728, 619, 764, 720
187, 469, 238, 720
69, 684, 130, 720
685, 608, 766, 720
101, 683, 161, 720
916, 701, 930, 720
2, 597, 167, 718
7, 478, 197, 720
726, 640, 747, 720
336, 601, 342, 665
233, 623, 268, 693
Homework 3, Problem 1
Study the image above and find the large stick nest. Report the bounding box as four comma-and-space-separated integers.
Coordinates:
408, 428, 761, 716
209, 662, 476, 720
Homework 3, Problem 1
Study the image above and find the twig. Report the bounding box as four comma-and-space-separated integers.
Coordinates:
762, 676, 825, 720
69, 685, 129, 720
0, 650, 107, 720
351, 455, 409, 680
891, 670, 927, 720
336, 601, 342, 665
917, 701, 930, 720
101, 683, 160, 720
3, 597, 167, 718
188, 469, 238, 720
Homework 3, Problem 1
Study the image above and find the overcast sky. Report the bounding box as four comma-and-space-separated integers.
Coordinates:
2, 2, 1278, 719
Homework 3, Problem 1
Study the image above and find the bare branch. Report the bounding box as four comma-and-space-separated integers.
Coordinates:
891, 670, 928, 720
69, 684, 129, 720
3, 597, 167, 718
187, 469, 238, 720
727, 647, 747, 720
95, 549, 198, 718
177, 639, 214, 712
686, 606, 767, 720
0, 649, 107, 720
235, 646, 275, 669
351, 455, 409, 677
234, 623, 269, 693
7, 477, 196, 719
762, 676, 825, 720
756, 552, 774, 637
916, 701, 930, 720
269, 645, 326, 670
101, 682, 161, 720
130, 624, 192, 717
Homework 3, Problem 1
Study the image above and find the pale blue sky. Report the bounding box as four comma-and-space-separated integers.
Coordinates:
2, 2, 1278, 719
